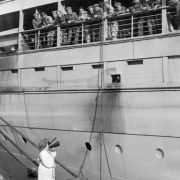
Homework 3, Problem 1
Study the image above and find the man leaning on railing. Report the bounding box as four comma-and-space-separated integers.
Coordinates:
32, 13, 43, 49
42, 11, 55, 47
93, 4, 103, 41
104, 1, 119, 40
65, 7, 80, 45
112, 2, 131, 39
130, 0, 154, 36
52, 10, 67, 46
87, 6, 96, 42
78, 6, 91, 43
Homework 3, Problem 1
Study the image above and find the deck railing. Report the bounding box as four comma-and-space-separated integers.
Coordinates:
20, 19, 102, 51
1, 6, 179, 52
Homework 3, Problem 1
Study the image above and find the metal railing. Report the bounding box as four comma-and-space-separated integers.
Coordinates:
107, 8, 162, 40
20, 19, 102, 51
17, 6, 179, 52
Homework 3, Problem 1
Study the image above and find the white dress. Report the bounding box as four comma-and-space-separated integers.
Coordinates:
38, 150, 56, 180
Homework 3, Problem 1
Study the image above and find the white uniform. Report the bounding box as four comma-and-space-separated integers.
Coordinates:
38, 150, 56, 180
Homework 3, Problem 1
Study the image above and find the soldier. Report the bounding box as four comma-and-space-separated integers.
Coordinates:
143, 0, 154, 35
87, 6, 96, 42
78, 6, 90, 43
93, 4, 103, 41
103, 1, 118, 40
94, 4, 104, 19
65, 6, 80, 45
56, 10, 67, 46
87, 6, 95, 20
41, 12, 55, 47
32, 13, 43, 29
52, 10, 67, 46
32, 13, 43, 49
167, 0, 180, 18
130, 0, 151, 36
152, 0, 162, 34
113, 2, 131, 38
79, 6, 89, 21
114, 1, 119, 9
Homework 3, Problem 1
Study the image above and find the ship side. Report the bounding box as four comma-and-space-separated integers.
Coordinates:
0, 0, 180, 180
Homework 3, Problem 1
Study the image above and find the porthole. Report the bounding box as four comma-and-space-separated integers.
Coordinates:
85, 142, 92, 151
115, 145, 123, 154
156, 149, 164, 159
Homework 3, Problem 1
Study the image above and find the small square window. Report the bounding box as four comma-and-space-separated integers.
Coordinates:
111, 74, 121, 83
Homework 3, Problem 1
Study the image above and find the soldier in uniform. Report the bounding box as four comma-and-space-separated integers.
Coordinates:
143, 0, 154, 35
103, 1, 119, 40
93, 4, 104, 41
152, 0, 162, 34
56, 10, 67, 45
32, 13, 43, 49
87, 6, 94, 20
65, 6, 80, 45
167, 0, 180, 18
87, 6, 96, 42
32, 13, 43, 29
113, 2, 131, 38
78, 6, 90, 43
130, 0, 153, 36
41, 11, 54, 47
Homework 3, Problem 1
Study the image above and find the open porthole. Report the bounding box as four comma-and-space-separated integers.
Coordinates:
85, 142, 92, 151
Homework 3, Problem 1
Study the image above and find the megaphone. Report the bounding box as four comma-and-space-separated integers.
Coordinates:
49, 137, 60, 148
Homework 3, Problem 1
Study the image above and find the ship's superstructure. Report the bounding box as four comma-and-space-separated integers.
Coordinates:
0, 0, 180, 180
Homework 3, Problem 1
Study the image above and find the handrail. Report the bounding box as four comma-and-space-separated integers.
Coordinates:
20, 19, 102, 34
106, 6, 173, 21
0, 128, 39, 166
0, 141, 27, 169
0, 116, 78, 178
19, 6, 173, 34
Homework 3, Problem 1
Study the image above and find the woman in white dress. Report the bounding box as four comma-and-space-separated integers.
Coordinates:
38, 139, 56, 180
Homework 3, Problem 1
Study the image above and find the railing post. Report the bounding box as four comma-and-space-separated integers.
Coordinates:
37, 30, 40, 49
18, 10, 24, 51
103, 18, 108, 41
82, 23, 84, 44
162, 0, 168, 33
131, 14, 134, 37
57, 26, 61, 47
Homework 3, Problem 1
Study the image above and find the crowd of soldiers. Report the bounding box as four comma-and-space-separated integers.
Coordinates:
31, 0, 180, 48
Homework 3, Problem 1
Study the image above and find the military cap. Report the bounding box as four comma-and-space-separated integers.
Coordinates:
66, 6, 72, 11
88, 6, 94, 10
93, 4, 99, 7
